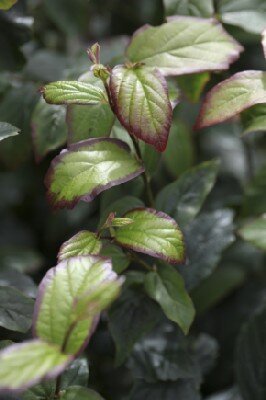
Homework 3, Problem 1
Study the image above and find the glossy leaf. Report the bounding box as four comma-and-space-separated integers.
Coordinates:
0, 340, 70, 391
196, 71, 266, 129
239, 217, 266, 251
31, 99, 67, 162
0, 122, 20, 141
34, 255, 123, 355
114, 208, 185, 264
42, 81, 107, 105
241, 104, 266, 135
219, 0, 266, 35
236, 307, 266, 400
127, 17, 243, 76
58, 231, 102, 261
0, 286, 34, 333
45, 138, 144, 209
60, 386, 104, 400
110, 65, 172, 152
144, 263, 195, 334
0, 0, 17, 10
177, 72, 210, 103
156, 161, 219, 226
163, 0, 214, 17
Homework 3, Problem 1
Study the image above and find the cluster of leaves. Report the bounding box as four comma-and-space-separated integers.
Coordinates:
0, 0, 266, 399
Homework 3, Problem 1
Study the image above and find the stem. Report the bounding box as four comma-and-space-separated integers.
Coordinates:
131, 136, 155, 208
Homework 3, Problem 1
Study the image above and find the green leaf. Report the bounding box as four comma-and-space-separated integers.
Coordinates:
101, 244, 130, 274
42, 81, 107, 105
177, 72, 210, 103
66, 71, 115, 144
34, 255, 123, 355
0, 286, 34, 333
177, 210, 235, 290
114, 208, 185, 264
0, 340, 70, 391
60, 386, 104, 400
0, 0, 17, 10
130, 380, 201, 400
242, 164, 266, 216
163, 120, 194, 178
0, 269, 37, 298
156, 161, 219, 227
239, 217, 266, 251
58, 231, 102, 261
0, 122, 20, 141
144, 263, 195, 334
127, 17, 243, 76
110, 65, 172, 152
196, 71, 266, 129
108, 284, 161, 365
163, 0, 213, 17
241, 104, 266, 135
262, 29, 266, 59
218, 0, 266, 35
31, 99, 67, 162
45, 138, 144, 209
236, 307, 266, 400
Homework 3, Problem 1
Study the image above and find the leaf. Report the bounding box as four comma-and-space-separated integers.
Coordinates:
236, 307, 266, 400
66, 71, 115, 144
110, 65, 172, 152
45, 138, 144, 209
262, 29, 266, 59
100, 244, 130, 274
108, 285, 161, 365
177, 210, 235, 290
34, 255, 123, 355
156, 161, 219, 227
126, 17, 243, 76
0, 269, 37, 298
0, 286, 34, 333
31, 99, 67, 162
42, 81, 107, 105
0, 0, 17, 10
130, 380, 201, 400
177, 72, 210, 103
163, 0, 214, 17
218, 0, 266, 35
58, 231, 102, 261
144, 263, 195, 334
60, 386, 104, 400
0, 340, 70, 391
163, 120, 194, 178
239, 217, 266, 251
0, 122, 20, 141
196, 71, 266, 129
114, 208, 185, 264
241, 104, 266, 135
242, 164, 266, 216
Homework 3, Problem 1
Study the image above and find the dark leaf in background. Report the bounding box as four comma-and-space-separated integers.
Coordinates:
242, 163, 266, 216
163, 0, 214, 17
0, 269, 36, 298
60, 386, 104, 400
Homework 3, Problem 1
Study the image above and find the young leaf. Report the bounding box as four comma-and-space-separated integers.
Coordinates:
0, 122, 20, 141
0, 340, 70, 391
110, 65, 172, 152
156, 160, 219, 227
34, 255, 123, 355
114, 208, 185, 264
42, 81, 107, 105
196, 71, 266, 129
239, 217, 266, 251
126, 17, 243, 76
45, 138, 144, 209
31, 99, 67, 162
177, 72, 210, 103
60, 386, 104, 399
241, 104, 266, 135
0, 286, 34, 333
58, 231, 102, 261
144, 263, 195, 334
163, 0, 214, 17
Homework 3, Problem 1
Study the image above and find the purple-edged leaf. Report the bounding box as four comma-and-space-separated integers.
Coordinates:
262, 29, 266, 59
196, 71, 266, 129
42, 81, 107, 105
34, 255, 123, 355
58, 231, 102, 261
110, 65, 172, 152
0, 340, 70, 391
126, 17, 243, 76
45, 138, 144, 209
114, 208, 185, 264
31, 99, 67, 162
